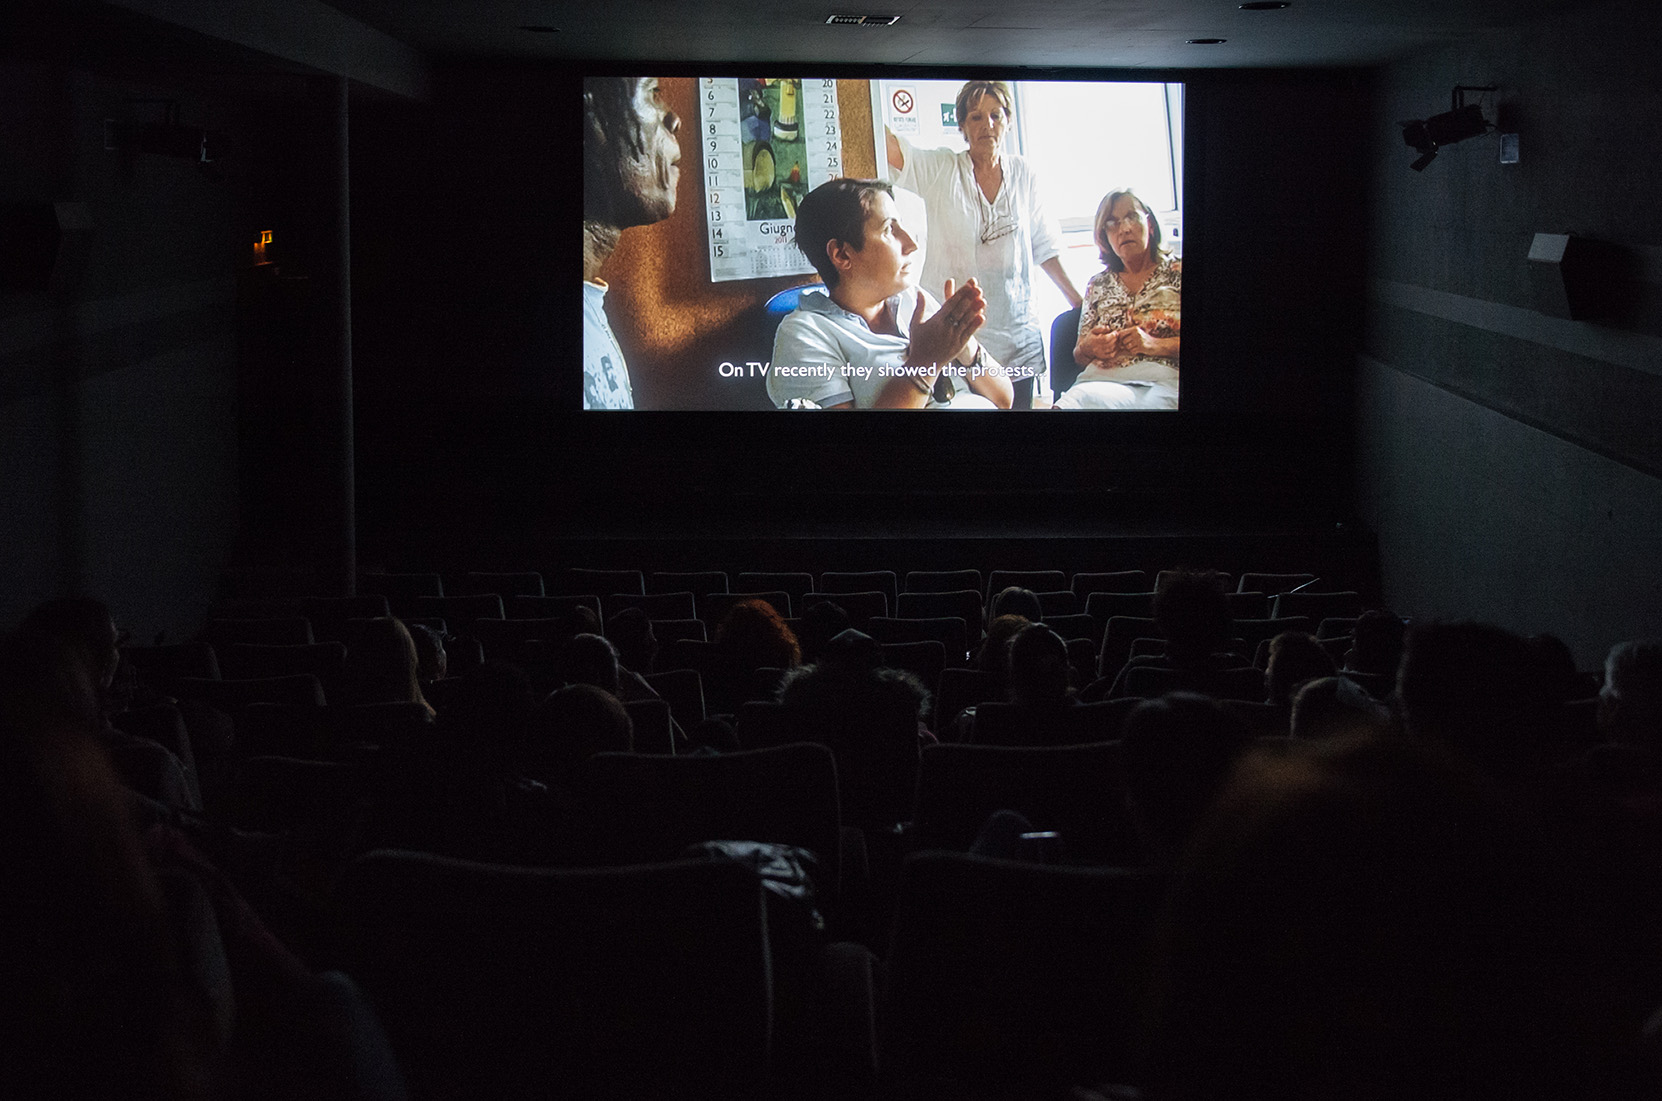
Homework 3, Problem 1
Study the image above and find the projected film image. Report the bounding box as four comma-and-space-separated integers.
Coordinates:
582, 75, 1184, 411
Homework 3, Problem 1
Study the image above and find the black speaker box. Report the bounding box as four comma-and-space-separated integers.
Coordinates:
1527, 232, 1627, 322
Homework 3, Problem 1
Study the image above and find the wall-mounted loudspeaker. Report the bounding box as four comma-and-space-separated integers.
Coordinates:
1527, 232, 1626, 322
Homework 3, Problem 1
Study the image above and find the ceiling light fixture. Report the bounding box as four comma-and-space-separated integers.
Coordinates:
1239, 2, 1290, 9
825, 13, 901, 25
518, 25, 559, 32
1187, 38, 1228, 44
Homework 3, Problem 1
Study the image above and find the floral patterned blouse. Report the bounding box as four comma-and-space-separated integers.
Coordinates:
1074, 252, 1181, 385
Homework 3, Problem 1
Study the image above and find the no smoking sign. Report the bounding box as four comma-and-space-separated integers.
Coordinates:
891, 88, 914, 115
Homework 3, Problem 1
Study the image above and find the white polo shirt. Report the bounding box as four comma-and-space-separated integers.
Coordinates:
768, 288, 997, 410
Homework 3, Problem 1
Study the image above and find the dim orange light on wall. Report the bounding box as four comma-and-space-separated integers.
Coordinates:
253, 230, 272, 265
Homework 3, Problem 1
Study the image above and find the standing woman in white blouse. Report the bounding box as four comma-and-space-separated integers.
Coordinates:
886, 81, 1083, 384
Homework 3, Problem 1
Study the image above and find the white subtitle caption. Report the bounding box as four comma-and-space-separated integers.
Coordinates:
718, 361, 1022, 380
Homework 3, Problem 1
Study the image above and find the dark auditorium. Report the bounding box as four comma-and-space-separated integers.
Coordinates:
5, 0, 1662, 1097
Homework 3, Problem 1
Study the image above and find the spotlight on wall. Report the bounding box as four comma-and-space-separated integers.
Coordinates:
1400, 86, 1495, 171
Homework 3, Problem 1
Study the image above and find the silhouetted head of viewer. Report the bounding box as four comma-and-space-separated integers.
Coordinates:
560, 632, 623, 697
1120, 691, 1249, 861
605, 607, 659, 676
521, 683, 634, 784
1145, 732, 1592, 1099
17, 597, 122, 717
1007, 624, 1071, 706
1265, 630, 1335, 707
1600, 638, 1662, 750
1396, 621, 1559, 778
1290, 675, 1393, 741
1153, 569, 1231, 667
1344, 609, 1406, 676
341, 616, 434, 718
715, 598, 802, 675
988, 585, 1042, 626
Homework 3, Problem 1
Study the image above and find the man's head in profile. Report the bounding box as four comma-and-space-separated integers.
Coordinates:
581, 76, 683, 410
583, 76, 682, 243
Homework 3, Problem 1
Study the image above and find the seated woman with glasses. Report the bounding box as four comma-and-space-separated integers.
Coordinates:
1054, 188, 1181, 410
885, 80, 1082, 389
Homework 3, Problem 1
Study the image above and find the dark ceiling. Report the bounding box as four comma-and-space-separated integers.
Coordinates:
319, 0, 1585, 68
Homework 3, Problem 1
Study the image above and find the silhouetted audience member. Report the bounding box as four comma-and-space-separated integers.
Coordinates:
794, 599, 851, 666
521, 683, 634, 784
710, 598, 802, 713
976, 613, 1032, 690
605, 606, 659, 676
1265, 630, 1336, 707
1599, 639, 1662, 749
1106, 569, 1240, 698
946, 613, 1033, 740
565, 603, 603, 637
778, 628, 931, 827
1007, 623, 1074, 706
1120, 691, 1249, 864
18, 597, 196, 813
1397, 621, 1552, 779
4, 610, 408, 1098
1290, 674, 1394, 741
988, 585, 1042, 625
407, 623, 447, 687
384, 660, 539, 862
560, 632, 623, 696
1529, 631, 1586, 705
715, 598, 802, 673
1154, 569, 1232, 665
1343, 609, 1405, 676
1144, 733, 1598, 1099
561, 630, 679, 746
340, 617, 435, 719
0, 628, 220, 1098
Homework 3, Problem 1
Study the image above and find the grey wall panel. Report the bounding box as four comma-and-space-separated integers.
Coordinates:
1356, 356, 1662, 668
1365, 300, 1662, 480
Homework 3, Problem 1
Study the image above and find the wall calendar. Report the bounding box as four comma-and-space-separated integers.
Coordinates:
700, 77, 844, 283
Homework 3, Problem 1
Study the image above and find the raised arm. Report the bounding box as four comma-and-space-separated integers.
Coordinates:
885, 127, 904, 172
1040, 255, 1083, 309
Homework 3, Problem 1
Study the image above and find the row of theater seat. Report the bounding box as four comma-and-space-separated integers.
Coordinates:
213, 587, 1366, 639
352, 567, 1325, 601
332, 845, 1167, 1098
348, 568, 1334, 611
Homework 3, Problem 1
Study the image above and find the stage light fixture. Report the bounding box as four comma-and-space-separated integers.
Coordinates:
1400, 86, 1495, 171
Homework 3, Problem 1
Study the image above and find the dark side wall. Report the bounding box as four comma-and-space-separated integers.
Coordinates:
1356, 0, 1662, 664
0, 57, 241, 641
1, 9, 361, 639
